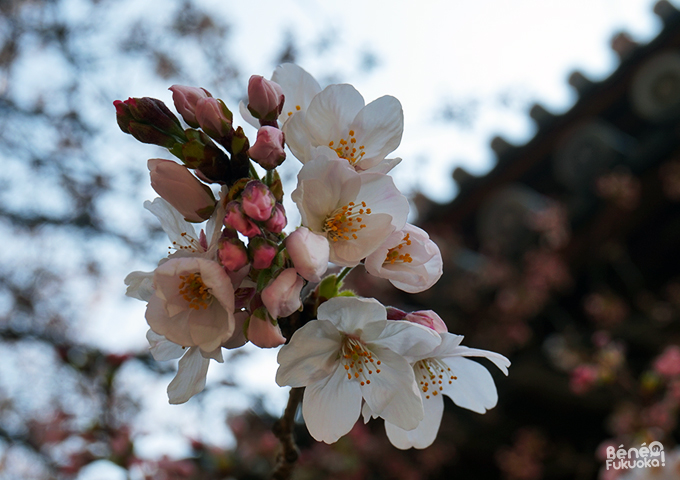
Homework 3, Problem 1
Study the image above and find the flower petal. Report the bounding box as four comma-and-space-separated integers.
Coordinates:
448, 345, 511, 375
276, 319, 342, 387
350, 95, 403, 166
441, 356, 499, 414
360, 346, 423, 430
144, 197, 197, 248
272, 63, 322, 123
146, 330, 185, 361
167, 347, 210, 404
317, 296, 386, 335
384, 393, 444, 450
125, 270, 155, 302
367, 320, 442, 358
302, 364, 362, 443
303, 84, 365, 146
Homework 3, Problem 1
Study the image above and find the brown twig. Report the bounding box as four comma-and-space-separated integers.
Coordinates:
271, 387, 304, 480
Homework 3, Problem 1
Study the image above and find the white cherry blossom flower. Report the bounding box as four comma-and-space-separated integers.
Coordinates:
240, 63, 321, 128
275, 296, 441, 444
365, 224, 443, 293
291, 156, 409, 267
145, 257, 235, 353
367, 333, 510, 449
283, 83, 403, 173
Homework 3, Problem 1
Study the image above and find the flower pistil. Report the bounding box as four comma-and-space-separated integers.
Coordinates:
178, 272, 213, 310
415, 358, 457, 399
323, 201, 371, 242
341, 336, 382, 386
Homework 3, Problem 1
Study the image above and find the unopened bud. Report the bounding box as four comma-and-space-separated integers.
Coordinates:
261, 268, 303, 319
265, 203, 287, 234
224, 201, 260, 237
249, 237, 278, 270
391, 309, 448, 334
147, 159, 215, 222
248, 126, 286, 170
181, 130, 231, 183
169, 85, 212, 128
218, 237, 248, 271
247, 75, 284, 121
285, 227, 329, 283
242, 180, 275, 222
247, 310, 286, 348
195, 97, 233, 139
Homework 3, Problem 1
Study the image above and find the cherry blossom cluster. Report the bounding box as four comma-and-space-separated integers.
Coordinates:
116, 64, 509, 449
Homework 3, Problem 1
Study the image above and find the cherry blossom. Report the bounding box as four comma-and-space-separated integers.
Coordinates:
145, 257, 236, 353
283, 83, 403, 173
291, 156, 409, 266
275, 296, 441, 444
370, 333, 510, 449
365, 224, 443, 293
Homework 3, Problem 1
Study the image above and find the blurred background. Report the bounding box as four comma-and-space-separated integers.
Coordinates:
2, 0, 680, 478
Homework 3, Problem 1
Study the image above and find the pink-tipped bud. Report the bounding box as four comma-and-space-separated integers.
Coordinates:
285, 227, 329, 283
247, 311, 286, 348
148, 159, 215, 222
248, 126, 286, 170
218, 237, 248, 271
387, 308, 448, 334
247, 76, 284, 121
195, 97, 232, 138
224, 201, 260, 237
261, 268, 303, 319
265, 203, 287, 234
169, 85, 212, 128
249, 237, 278, 270
241, 180, 275, 222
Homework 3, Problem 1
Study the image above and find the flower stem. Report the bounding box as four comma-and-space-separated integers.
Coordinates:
249, 162, 259, 179
271, 387, 304, 480
336, 266, 353, 284
266, 169, 273, 186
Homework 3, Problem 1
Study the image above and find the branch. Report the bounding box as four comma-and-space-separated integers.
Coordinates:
271, 387, 304, 480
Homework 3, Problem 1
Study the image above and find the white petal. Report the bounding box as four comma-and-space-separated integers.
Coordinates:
282, 111, 313, 162
359, 157, 402, 174
302, 364, 362, 443
272, 63, 322, 123
385, 393, 444, 450
360, 346, 423, 430
350, 95, 403, 165
167, 347, 210, 404
276, 319, 342, 387
357, 173, 409, 231
124, 271, 155, 302
303, 84, 365, 145
317, 296, 386, 334
441, 357, 498, 414
146, 330, 185, 361
144, 197, 197, 248
329, 213, 395, 267
367, 320, 442, 358
449, 346, 511, 375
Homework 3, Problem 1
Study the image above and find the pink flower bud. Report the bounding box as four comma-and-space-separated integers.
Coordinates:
285, 227, 329, 282
249, 237, 278, 270
169, 85, 211, 128
248, 126, 286, 170
247, 312, 286, 348
247, 75, 284, 121
218, 237, 248, 271
261, 268, 303, 319
147, 159, 215, 222
195, 97, 232, 138
241, 180, 275, 222
403, 310, 448, 334
265, 203, 287, 233
224, 201, 260, 237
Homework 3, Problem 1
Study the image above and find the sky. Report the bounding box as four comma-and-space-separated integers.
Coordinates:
8, 0, 676, 476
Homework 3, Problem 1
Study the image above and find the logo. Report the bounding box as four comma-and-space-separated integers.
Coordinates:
605, 441, 665, 470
